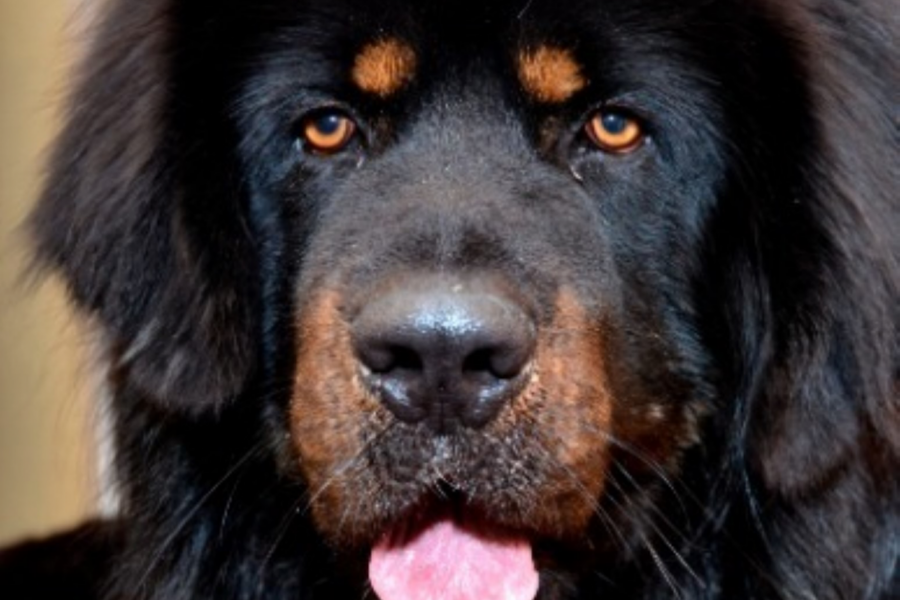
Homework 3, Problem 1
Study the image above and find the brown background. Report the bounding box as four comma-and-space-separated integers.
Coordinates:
0, 1, 99, 546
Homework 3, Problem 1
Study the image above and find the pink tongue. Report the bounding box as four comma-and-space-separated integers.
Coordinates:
369, 519, 539, 600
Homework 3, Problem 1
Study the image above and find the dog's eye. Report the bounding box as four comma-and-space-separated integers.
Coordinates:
585, 110, 644, 154
300, 111, 357, 154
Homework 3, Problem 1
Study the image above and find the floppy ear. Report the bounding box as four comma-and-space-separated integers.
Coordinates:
31, 0, 259, 414
748, 4, 899, 496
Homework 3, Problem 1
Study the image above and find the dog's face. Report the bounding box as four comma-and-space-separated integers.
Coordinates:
228, 0, 803, 576
34, 0, 899, 597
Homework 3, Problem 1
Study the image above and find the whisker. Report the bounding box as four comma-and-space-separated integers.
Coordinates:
253, 493, 309, 597
580, 423, 691, 521
523, 434, 630, 551
606, 469, 706, 589
137, 442, 266, 590
644, 536, 687, 600
610, 462, 696, 547
255, 422, 396, 593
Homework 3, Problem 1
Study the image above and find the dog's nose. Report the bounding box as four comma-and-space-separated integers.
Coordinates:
352, 276, 535, 432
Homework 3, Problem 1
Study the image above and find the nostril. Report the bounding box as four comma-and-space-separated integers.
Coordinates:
362, 344, 423, 374
351, 276, 536, 430
462, 345, 530, 380
391, 346, 423, 372
462, 348, 495, 375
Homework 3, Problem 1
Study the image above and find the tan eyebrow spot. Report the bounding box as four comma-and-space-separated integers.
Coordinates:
517, 45, 587, 103
352, 38, 418, 97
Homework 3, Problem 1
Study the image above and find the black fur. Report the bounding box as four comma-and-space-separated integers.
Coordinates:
1, 0, 897, 598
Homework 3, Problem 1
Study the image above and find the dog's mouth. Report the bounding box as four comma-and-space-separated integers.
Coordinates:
290, 283, 658, 598
368, 499, 539, 600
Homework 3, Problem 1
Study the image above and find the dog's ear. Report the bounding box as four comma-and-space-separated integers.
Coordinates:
749, 6, 899, 496
31, 0, 259, 414
752, 265, 898, 497
752, 308, 895, 496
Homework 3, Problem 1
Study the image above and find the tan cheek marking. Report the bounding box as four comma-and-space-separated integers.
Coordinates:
517, 45, 587, 104
510, 289, 612, 529
290, 290, 381, 524
536, 291, 612, 469
352, 38, 418, 97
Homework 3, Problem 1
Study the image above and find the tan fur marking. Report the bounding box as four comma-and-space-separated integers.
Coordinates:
352, 38, 417, 97
291, 290, 381, 529
504, 289, 613, 530
518, 45, 587, 103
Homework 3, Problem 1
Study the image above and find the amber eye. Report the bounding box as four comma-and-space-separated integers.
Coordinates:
585, 110, 644, 153
301, 111, 356, 154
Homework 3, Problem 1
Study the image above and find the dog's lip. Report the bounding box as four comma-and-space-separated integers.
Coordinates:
376, 500, 521, 545
365, 487, 541, 552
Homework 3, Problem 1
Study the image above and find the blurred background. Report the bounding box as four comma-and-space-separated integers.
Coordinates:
0, 1, 100, 546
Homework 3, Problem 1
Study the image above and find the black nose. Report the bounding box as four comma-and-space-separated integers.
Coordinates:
352, 276, 535, 432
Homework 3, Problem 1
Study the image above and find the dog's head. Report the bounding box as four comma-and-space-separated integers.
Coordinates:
32, 0, 898, 596
281, 16, 730, 544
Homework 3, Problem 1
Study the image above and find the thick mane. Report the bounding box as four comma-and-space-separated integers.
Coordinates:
749, 0, 899, 489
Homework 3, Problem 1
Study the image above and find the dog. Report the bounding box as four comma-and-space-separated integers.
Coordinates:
1, 0, 897, 598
